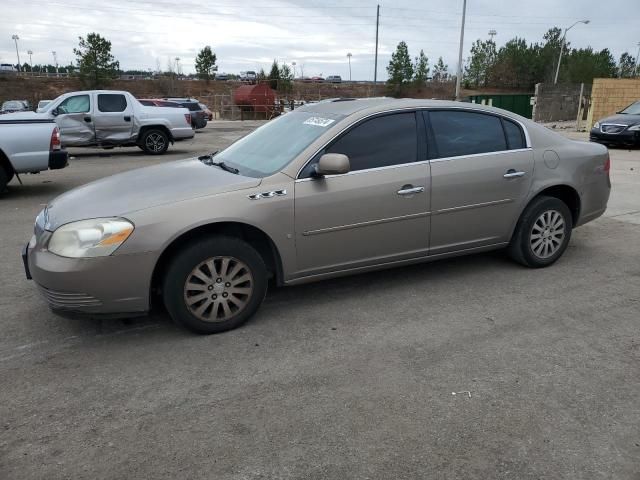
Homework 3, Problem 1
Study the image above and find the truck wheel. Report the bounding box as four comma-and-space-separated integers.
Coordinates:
163, 236, 268, 334
508, 196, 573, 268
140, 129, 169, 155
0, 165, 14, 193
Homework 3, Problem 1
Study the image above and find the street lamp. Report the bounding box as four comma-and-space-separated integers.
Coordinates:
11, 34, 21, 71
52, 51, 58, 75
291, 61, 296, 79
175, 57, 180, 75
347, 52, 352, 82
554, 19, 590, 84
27, 50, 33, 73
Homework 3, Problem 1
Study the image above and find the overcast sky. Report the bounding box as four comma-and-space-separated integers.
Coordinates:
1, 0, 638, 80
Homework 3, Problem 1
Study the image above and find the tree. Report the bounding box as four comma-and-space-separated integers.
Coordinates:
268, 59, 280, 89
387, 41, 413, 85
278, 63, 294, 93
618, 52, 637, 78
465, 39, 497, 87
195, 46, 217, 83
413, 50, 429, 85
432, 57, 448, 82
73, 33, 119, 88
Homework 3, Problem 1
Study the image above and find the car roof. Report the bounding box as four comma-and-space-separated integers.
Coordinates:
296, 97, 530, 122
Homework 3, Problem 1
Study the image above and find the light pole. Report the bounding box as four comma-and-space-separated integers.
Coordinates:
488, 29, 497, 41
12, 35, 21, 71
52, 51, 58, 75
634, 42, 640, 78
347, 52, 352, 82
455, 0, 467, 100
554, 19, 590, 84
292, 61, 296, 79
27, 50, 33, 73
175, 57, 180, 76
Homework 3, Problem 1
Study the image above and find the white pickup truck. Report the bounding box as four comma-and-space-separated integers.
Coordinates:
34, 90, 195, 155
0, 118, 68, 192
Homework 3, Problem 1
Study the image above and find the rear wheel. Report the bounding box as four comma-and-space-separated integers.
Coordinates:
163, 236, 268, 334
0, 165, 14, 193
508, 196, 573, 268
140, 129, 169, 155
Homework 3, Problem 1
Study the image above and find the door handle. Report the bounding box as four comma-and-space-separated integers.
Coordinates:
397, 185, 425, 196
503, 169, 526, 179
83, 116, 91, 123
124, 115, 131, 122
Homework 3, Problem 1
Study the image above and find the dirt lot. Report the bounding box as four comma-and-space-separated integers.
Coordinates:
1, 122, 639, 479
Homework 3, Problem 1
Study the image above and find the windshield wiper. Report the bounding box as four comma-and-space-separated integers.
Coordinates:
198, 151, 218, 163
198, 152, 239, 174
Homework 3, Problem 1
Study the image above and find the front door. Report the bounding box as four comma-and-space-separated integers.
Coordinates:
54, 93, 95, 146
293, 111, 430, 279
92, 93, 134, 144
426, 109, 534, 255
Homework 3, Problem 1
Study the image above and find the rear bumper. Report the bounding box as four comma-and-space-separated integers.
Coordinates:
171, 127, 195, 140
48, 149, 68, 170
589, 129, 639, 146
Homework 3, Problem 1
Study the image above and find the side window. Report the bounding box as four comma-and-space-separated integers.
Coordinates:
429, 110, 507, 158
326, 112, 417, 172
98, 94, 127, 112
57, 95, 90, 114
503, 118, 526, 149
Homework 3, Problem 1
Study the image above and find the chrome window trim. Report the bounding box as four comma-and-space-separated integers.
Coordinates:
295, 105, 532, 180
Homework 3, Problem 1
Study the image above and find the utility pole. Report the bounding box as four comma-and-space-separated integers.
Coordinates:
373, 4, 379, 86
27, 50, 33, 73
455, 0, 467, 100
554, 19, 589, 84
635, 42, 640, 78
52, 51, 58, 75
292, 61, 296, 79
175, 57, 180, 76
12, 35, 21, 71
347, 52, 352, 82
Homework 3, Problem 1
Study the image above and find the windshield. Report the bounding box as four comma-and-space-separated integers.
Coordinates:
214, 110, 345, 178
620, 101, 640, 115
2, 101, 25, 110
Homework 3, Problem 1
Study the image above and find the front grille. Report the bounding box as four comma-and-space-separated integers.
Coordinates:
600, 124, 627, 134
37, 286, 102, 309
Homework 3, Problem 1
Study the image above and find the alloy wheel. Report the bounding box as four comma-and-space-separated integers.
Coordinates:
145, 133, 166, 152
529, 209, 565, 259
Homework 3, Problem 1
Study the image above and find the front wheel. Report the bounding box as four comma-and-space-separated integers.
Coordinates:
508, 196, 573, 268
140, 129, 169, 155
163, 236, 268, 334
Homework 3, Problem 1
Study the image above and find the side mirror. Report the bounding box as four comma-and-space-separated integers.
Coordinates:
51, 107, 59, 116
314, 153, 350, 177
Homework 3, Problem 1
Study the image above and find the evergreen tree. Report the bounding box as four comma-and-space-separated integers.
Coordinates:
618, 52, 637, 78
268, 59, 280, 89
413, 50, 429, 85
73, 33, 119, 88
432, 57, 448, 82
387, 41, 414, 85
195, 46, 217, 83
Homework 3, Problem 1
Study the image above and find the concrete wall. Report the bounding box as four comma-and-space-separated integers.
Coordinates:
587, 78, 640, 129
532, 83, 590, 122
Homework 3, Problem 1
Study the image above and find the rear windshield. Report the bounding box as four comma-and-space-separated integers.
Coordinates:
620, 101, 640, 115
214, 110, 345, 178
183, 102, 201, 111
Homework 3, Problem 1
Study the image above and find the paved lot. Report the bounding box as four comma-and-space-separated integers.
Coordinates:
1, 122, 639, 479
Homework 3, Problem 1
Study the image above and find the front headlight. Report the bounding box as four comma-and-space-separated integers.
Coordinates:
628, 124, 640, 131
48, 218, 134, 258
593, 121, 600, 129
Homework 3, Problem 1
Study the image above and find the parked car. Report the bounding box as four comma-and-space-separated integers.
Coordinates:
23, 98, 610, 334
138, 99, 183, 108
36, 100, 52, 112
1, 100, 29, 114
0, 117, 68, 192
590, 100, 640, 147
311, 76, 325, 83
215, 73, 230, 81
199, 103, 213, 121
326, 75, 342, 83
164, 98, 207, 129
0, 63, 17, 73
17, 90, 194, 154
240, 71, 257, 83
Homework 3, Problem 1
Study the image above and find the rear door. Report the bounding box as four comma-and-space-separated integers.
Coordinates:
293, 111, 430, 278
92, 93, 134, 144
426, 109, 534, 254
54, 94, 95, 146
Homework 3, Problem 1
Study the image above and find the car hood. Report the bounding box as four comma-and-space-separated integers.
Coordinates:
44, 158, 261, 230
596, 113, 640, 126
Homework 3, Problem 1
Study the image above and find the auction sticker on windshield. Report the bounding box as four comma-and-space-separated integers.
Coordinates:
303, 117, 335, 127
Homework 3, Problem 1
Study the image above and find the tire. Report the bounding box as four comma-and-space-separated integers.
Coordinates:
140, 129, 169, 155
0, 165, 14, 193
508, 195, 573, 268
163, 236, 268, 334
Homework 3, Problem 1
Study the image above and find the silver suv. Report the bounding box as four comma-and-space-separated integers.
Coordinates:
24, 98, 611, 334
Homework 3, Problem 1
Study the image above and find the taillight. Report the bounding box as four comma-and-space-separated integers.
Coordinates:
185, 113, 191, 125
604, 154, 611, 174
50, 126, 61, 151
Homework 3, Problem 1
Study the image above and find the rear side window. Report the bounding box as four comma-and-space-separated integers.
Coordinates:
98, 94, 127, 112
139, 100, 154, 106
503, 119, 526, 149
326, 112, 417, 171
429, 110, 507, 158
182, 102, 201, 111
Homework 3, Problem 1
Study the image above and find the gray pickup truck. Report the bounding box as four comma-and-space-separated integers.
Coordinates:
0, 118, 68, 192
34, 90, 195, 155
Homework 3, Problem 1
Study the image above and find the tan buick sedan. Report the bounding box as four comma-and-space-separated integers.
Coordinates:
24, 98, 611, 333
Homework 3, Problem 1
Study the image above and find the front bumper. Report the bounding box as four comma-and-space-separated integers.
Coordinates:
589, 129, 639, 146
25, 238, 157, 317
48, 149, 68, 170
